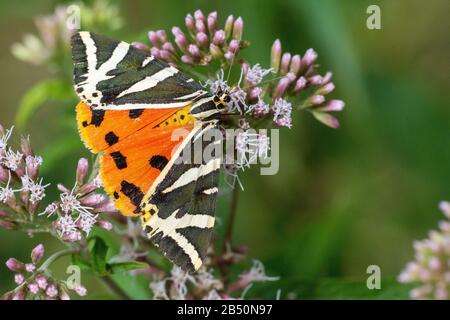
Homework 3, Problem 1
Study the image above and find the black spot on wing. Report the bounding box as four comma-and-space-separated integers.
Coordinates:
129, 109, 144, 119
105, 131, 119, 146
91, 110, 105, 127
110, 151, 127, 169
113, 191, 119, 199
120, 181, 144, 207
149, 155, 169, 171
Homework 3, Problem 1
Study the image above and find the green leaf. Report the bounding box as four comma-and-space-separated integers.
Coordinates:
15, 79, 73, 129
71, 254, 92, 271
88, 236, 110, 276
109, 261, 149, 274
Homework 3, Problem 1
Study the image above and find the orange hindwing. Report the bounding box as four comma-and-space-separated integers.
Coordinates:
76, 101, 195, 215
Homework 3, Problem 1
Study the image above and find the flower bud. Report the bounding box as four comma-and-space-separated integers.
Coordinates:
294, 76, 307, 92
46, 284, 58, 298
74, 285, 88, 297
308, 75, 323, 86
248, 87, 263, 101
31, 244, 45, 264
76, 158, 89, 185
147, 31, 160, 46
28, 282, 39, 295
310, 95, 325, 106
312, 112, 340, 129
25, 263, 36, 273
271, 39, 282, 73
185, 14, 195, 33
155, 30, 167, 43
228, 39, 239, 53
0, 166, 8, 182
224, 15, 234, 39
172, 27, 188, 49
93, 200, 118, 214
12, 288, 26, 300
273, 77, 291, 99
6, 258, 24, 272
233, 17, 244, 41
20, 136, 33, 157
98, 219, 113, 231
213, 30, 226, 45
181, 55, 195, 65
280, 53, 291, 75
317, 82, 335, 95
289, 54, 301, 75
194, 9, 205, 21
149, 47, 160, 58
322, 72, 333, 84
302, 48, 318, 66
57, 184, 71, 194
81, 193, 106, 206
14, 273, 25, 285
315, 99, 345, 112
196, 32, 208, 48
188, 44, 201, 57
207, 11, 217, 34
162, 42, 175, 53
36, 274, 48, 290
209, 43, 223, 59
131, 42, 148, 51
195, 19, 206, 33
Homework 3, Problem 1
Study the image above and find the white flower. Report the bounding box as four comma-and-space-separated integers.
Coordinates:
21, 174, 50, 204
248, 99, 270, 116
195, 269, 223, 291
204, 69, 230, 94
272, 98, 292, 128
59, 185, 93, 216
0, 172, 18, 203
169, 266, 196, 300
78, 212, 97, 235
0, 126, 14, 154
25, 155, 43, 169
246, 64, 272, 86
239, 260, 279, 283
150, 280, 169, 300
39, 202, 59, 217
235, 131, 270, 167
55, 215, 77, 237
228, 87, 247, 114
1, 148, 23, 171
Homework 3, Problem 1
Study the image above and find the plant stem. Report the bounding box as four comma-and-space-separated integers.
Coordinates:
100, 275, 131, 300
223, 186, 240, 252
37, 248, 78, 272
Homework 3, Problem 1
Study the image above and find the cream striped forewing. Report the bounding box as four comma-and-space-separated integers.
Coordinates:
71, 31, 208, 110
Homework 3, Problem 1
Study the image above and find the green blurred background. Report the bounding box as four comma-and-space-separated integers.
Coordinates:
0, 0, 449, 298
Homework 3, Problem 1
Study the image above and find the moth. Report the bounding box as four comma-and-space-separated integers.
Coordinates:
71, 31, 230, 272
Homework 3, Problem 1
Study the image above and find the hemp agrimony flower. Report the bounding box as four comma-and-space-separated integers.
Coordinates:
399, 201, 450, 299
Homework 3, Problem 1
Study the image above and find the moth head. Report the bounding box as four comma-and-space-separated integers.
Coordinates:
213, 88, 231, 111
